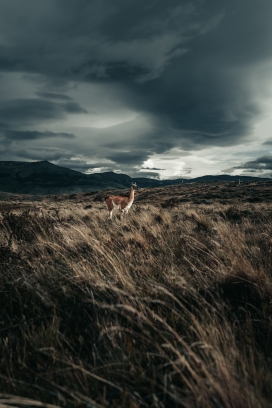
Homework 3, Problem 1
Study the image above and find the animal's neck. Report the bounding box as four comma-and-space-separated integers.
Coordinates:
129, 187, 135, 201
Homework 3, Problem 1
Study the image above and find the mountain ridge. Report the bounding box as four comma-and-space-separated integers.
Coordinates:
0, 160, 269, 195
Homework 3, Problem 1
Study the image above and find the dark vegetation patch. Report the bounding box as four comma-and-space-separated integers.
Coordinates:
0, 184, 272, 407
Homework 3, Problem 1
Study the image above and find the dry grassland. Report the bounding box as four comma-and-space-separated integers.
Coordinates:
0, 182, 272, 407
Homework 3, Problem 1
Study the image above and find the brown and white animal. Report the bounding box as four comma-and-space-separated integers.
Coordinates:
105, 182, 138, 220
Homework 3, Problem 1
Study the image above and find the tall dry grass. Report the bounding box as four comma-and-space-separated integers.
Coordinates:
0, 199, 271, 407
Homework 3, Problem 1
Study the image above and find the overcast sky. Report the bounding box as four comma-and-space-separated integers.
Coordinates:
1, 0, 272, 179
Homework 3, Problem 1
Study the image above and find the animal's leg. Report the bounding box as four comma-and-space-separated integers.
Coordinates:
108, 210, 113, 220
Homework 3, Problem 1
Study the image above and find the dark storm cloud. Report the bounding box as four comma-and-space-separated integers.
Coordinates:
103, 135, 171, 151
36, 92, 72, 101
240, 156, 272, 171
0, 0, 272, 166
85, 0, 272, 153
141, 167, 165, 171
5, 130, 75, 140
263, 139, 272, 145
65, 102, 88, 114
106, 150, 151, 165
0, 95, 85, 153
103, 126, 175, 164
229, 156, 272, 176
11, 148, 73, 162
182, 168, 192, 174
0, 98, 87, 126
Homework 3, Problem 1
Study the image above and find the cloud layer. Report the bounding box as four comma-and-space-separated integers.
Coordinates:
1, 0, 272, 177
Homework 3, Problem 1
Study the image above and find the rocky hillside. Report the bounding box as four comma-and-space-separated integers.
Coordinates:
0, 160, 269, 195
0, 161, 166, 194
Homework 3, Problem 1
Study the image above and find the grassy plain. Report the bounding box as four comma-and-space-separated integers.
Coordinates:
0, 181, 272, 407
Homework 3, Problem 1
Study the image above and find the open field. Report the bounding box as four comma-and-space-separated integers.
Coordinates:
0, 181, 272, 407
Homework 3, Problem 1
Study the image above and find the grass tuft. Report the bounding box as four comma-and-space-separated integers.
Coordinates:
0, 184, 272, 407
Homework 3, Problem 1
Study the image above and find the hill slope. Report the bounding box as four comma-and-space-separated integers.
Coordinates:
0, 160, 269, 195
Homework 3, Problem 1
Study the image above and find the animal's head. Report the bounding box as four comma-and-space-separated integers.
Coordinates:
131, 182, 138, 190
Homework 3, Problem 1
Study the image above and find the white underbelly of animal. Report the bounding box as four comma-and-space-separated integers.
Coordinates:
112, 201, 121, 209
112, 200, 133, 211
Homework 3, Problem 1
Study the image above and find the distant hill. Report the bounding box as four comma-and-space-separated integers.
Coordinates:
0, 161, 269, 195
185, 174, 271, 183
0, 161, 89, 195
